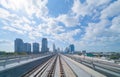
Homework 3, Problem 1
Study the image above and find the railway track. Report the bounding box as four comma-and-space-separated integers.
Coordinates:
0, 54, 108, 77
59, 55, 65, 77
22, 54, 67, 77
47, 55, 57, 77
22, 56, 57, 77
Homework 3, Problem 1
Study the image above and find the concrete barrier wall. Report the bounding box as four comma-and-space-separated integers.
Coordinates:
0, 55, 53, 77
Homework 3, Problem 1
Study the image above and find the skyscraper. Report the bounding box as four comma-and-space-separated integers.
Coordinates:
57, 47, 60, 52
65, 47, 69, 53
41, 38, 48, 52
53, 43, 56, 52
28, 43, 31, 53
33, 43, 39, 53
69, 44, 75, 53
14, 38, 24, 52
23, 43, 31, 53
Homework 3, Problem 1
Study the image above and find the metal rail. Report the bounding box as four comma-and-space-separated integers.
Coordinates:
22, 54, 76, 77
22, 56, 56, 77
59, 55, 65, 77
47, 55, 58, 77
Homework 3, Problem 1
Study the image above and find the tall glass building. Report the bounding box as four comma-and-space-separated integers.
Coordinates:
33, 43, 39, 53
23, 43, 31, 53
41, 38, 48, 52
14, 38, 24, 52
53, 43, 56, 52
69, 44, 75, 53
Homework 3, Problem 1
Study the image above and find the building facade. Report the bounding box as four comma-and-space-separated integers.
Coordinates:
14, 38, 24, 52
23, 43, 31, 53
33, 43, 39, 53
53, 43, 56, 52
69, 44, 75, 53
41, 38, 48, 52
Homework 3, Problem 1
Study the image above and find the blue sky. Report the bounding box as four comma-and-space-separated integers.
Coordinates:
0, 0, 120, 52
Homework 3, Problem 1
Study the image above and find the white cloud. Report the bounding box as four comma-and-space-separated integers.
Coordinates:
2, 26, 24, 34
0, 0, 49, 19
0, 39, 12, 44
101, 0, 120, 19
28, 30, 42, 40
54, 29, 81, 43
86, 0, 110, 6
0, 0, 120, 52
22, 17, 31, 24
57, 14, 79, 27
0, 0, 50, 41
23, 24, 33, 31
70, 0, 120, 51
72, 0, 111, 17
77, 17, 120, 49
0, 0, 28, 10
0, 0, 52, 40
36, 17, 65, 36
82, 19, 109, 41
0, 8, 10, 18
6, 18, 33, 32
72, 0, 87, 17
110, 15, 120, 33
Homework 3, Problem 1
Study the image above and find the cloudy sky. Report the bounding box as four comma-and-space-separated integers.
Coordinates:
0, 0, 120, 52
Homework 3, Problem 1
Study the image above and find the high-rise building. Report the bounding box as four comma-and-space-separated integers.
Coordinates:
69, 44, 75, 53
23, 43, 27, 52
33, 43, 39, 53
53, 43, 56, 52
65, 47, 69, 53
57, 47, 60, 52
41, 38, 48, 52
14, 38, 24, 52
28, 43, 31, 52
23, 43, 31, 53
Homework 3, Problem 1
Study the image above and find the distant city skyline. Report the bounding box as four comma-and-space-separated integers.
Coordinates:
15, 38, 50, 53
0, 0, 120, 52
14, 38, 75, 53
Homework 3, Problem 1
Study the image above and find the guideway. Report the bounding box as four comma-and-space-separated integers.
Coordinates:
66, 54, 120, 77
22, 54, 66, 77
0, 55, 53, 77
22, 54, 106, 77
